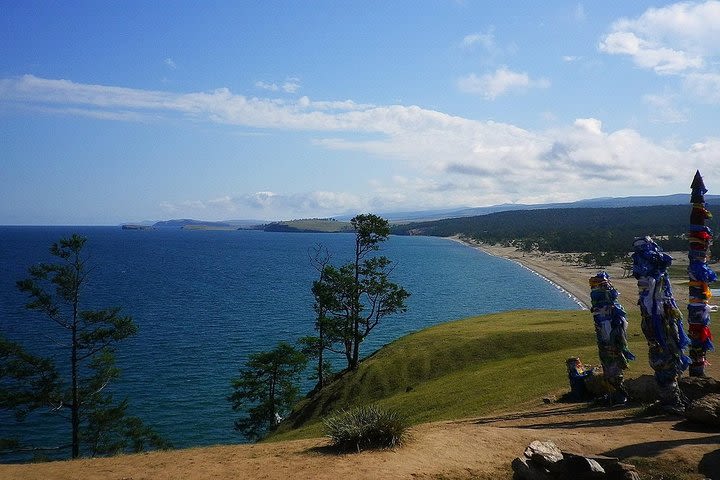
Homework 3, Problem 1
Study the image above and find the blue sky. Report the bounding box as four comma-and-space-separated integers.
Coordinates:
2, 1, 720, 225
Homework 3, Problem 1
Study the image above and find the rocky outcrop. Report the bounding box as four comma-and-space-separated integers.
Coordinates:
686, 393, 720, 426
680, 376, 720, 401
624, 374, 720, 405
512, 440, 639, 480
624, 374, 658, 403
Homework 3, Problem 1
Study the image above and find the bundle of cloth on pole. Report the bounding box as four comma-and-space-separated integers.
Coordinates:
688, 170, 716, 377
632, 236, 691, 413
588, 272, 634, 405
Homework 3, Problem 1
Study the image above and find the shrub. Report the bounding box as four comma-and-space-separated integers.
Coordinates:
323, 404, 408, 452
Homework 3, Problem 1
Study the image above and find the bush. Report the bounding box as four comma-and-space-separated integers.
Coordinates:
323, 404, 408, 452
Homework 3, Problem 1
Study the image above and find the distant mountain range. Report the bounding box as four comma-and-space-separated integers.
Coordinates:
123, 193, 720, 229
122, 218, 268, 229
365, 193, 720, 223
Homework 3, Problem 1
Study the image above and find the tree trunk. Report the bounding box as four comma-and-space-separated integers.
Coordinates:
71, 256, 81, 459
344, 339, 353, 369
317, 326, 325, 389
351, 237, 361, 370
71, 305, 79, 458
269, 368, 277, 427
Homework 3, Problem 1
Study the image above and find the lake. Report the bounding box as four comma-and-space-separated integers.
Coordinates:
0, 226, 581, 460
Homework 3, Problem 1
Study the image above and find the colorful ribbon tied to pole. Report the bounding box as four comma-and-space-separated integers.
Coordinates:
688, 170, 716, 377
632, 235, 691, 413
589, 272, 634, 405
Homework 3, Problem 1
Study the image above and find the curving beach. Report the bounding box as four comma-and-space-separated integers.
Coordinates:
451, 235, 691, 312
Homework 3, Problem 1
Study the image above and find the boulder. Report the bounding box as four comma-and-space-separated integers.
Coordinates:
513, 441, 639, 480
557, 455, 605, 479
511, 456, 553, 480
562, 451, 618, 471
524, 440, 563, 469
624, 374, 659, 403
561, 452, 641, 480
685, 393, 720, 426
680, 376, 720, 401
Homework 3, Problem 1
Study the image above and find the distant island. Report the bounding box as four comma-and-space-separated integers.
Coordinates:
121, 224, 153, 230
121, 191, 720, 234
154, 219, 236, 229
121, 218, 353, 233
263, 218, 353, 233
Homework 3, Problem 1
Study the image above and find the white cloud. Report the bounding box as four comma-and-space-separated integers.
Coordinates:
2, 74, 716, 215
255, 77, 301, 93
683, 72, 720, 103
643, 93, 689, 123
600, 1, 720, 75
164, 58, 177, 69
459, 28, 517, 60
460, 31, 496, 51
281, 78, 301, 93
457, 67, 550, 99
574, 118, 603, 134
160, 190, 364, 219
254, 81, 279, 92
599, 31, 703, 74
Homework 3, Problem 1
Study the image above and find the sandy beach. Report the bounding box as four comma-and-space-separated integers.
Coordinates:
451, 235, 691, 312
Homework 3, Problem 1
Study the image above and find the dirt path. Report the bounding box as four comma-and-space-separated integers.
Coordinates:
3, 401, 719, 480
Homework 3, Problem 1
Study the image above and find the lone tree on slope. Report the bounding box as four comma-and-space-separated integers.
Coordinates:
312, 214, 410, 371
12, 234, 168, 458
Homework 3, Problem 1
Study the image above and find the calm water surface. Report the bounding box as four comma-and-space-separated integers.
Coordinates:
0, 226, 580, 459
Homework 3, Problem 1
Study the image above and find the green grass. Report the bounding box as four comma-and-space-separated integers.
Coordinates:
269, 309, 653, 442
323, 404, 408, 451
274, 219, 353, 232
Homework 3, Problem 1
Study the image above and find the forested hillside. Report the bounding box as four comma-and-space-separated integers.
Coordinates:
392, 205, 719, 266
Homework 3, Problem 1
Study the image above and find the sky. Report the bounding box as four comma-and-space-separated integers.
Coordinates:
2, 1, 720, 225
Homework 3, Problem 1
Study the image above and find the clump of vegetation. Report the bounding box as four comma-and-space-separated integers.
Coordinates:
323, 404, 408, 452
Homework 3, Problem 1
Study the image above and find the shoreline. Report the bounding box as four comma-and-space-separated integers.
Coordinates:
447, 235, 589, 310
446, 235, 652, 311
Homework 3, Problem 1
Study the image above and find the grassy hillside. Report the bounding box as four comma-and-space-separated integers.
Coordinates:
263, 218, 353, 233
270, 309, 651, 442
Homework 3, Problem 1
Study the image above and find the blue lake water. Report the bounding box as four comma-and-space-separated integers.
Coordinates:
0, 226, 581, 460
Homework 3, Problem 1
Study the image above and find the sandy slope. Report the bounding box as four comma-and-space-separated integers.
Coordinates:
2, 243, 718, 479
2, 401, 719, 479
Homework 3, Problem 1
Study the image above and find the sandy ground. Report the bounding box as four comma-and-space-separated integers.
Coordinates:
2, 402, 719, 480
2, 242, 718, 479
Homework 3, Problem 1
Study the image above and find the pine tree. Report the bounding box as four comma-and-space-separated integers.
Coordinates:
13, 234, 167, 458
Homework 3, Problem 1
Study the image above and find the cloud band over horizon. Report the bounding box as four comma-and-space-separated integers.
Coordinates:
1, 73, 717, 220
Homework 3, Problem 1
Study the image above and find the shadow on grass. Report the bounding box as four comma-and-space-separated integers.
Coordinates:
306, 444, 346, 456
469, 402, 645, 428
305, 442, 408, 456
472, 398, 720, 431
603, 436, 720, 459
671, 418, 720, 433
605, 438, 720, 478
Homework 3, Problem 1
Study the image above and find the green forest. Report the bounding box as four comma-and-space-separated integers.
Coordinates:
392, 204, 720, 267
